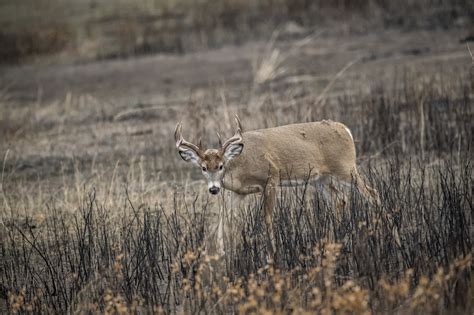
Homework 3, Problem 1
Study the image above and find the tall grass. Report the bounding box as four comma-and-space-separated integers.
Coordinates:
0, 69, 472, 313
1, 158, 471, 313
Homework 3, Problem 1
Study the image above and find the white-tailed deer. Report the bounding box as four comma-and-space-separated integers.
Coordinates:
175, 117, 380, 252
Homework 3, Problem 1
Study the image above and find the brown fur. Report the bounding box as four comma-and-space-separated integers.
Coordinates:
224, 121, 359, 191
201, 149, 222, 170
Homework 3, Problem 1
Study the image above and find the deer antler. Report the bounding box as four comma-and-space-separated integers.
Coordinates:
174, 122, 203, 156
234, 114, 243, 132
216, 132, 223, 147
219, 116, 243, 153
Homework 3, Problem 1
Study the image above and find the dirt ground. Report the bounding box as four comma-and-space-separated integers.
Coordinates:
1, 28, 470, 103
0, 27, 471, 195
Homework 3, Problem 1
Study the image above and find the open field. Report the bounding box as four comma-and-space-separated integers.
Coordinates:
1, 0, 472, 64
1, 0, 385, 63
0, 1, 473, 313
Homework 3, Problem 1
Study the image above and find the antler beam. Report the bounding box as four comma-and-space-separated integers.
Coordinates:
174, 122, 203, 155
219, 116, 243, 153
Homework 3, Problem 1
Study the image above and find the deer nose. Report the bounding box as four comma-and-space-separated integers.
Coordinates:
209, 187, 220, 195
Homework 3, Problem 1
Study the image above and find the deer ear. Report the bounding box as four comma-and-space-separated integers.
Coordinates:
224, 143, 243, 161
179, 149, 201, 166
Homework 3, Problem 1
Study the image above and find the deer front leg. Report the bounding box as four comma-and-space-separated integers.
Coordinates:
216, 204, 226, 256
217, 191, 249, 256
264, 178, 277, 256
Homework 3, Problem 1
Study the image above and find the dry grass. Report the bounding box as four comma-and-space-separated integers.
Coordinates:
0, 3, 472, 311
0, 0, 472, 64
0, 61, 472, 313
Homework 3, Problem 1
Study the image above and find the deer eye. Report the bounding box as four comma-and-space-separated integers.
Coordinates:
219, 164, 223, 170
202, 166, 207, 172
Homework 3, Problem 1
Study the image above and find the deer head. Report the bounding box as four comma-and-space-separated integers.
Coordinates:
174, 117, 244, 195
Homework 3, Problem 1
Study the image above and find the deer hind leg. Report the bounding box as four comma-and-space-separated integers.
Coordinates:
313, 177, 346, 223
349, 169, 381, 206
327, 180, 347, 221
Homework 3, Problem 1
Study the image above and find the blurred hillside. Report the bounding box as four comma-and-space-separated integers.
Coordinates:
1, 0, 472, 65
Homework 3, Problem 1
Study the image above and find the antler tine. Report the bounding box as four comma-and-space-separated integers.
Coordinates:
234, 114, 243, 132
216, 131, 223, 147
174, 122, 202, 154
174, 122, 183, 145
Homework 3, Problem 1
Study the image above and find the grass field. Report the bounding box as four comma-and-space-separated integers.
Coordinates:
1, 0, 472, 63
0, 1, 473, 314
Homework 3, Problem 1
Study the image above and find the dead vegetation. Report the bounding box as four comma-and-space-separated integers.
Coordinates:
1, 159, 472, 313
0, 65, 472, 313
0, 0, 472, 64
0, 2, 473, 313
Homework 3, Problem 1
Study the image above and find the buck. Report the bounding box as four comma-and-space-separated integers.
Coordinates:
175, 117, 380, 251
